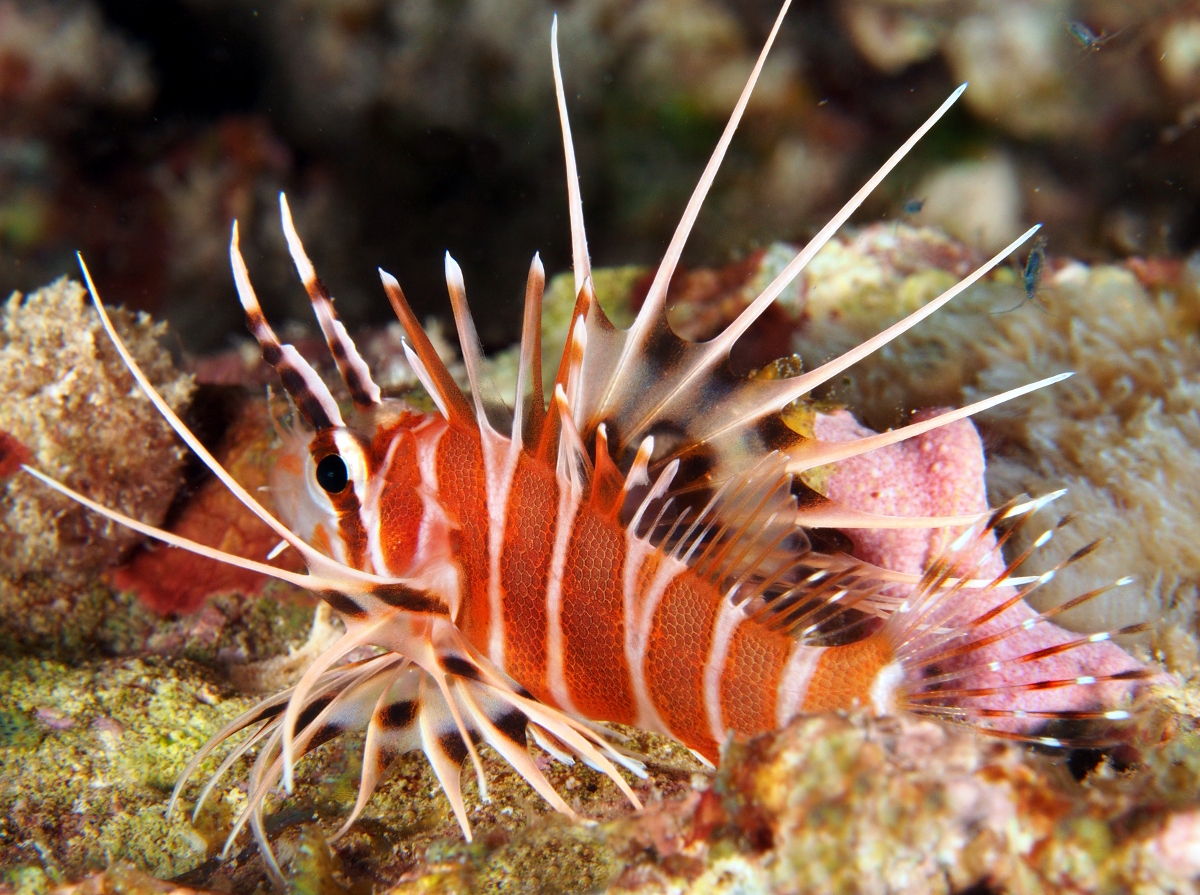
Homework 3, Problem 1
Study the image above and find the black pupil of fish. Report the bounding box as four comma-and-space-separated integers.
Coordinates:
316, 454, 349, 493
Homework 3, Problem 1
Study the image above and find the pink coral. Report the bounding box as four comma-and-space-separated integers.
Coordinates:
816, 408, 1147, 724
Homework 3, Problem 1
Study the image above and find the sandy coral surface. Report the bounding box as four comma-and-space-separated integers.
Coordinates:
0, 278, 192, 583
2, 223, 1200, 893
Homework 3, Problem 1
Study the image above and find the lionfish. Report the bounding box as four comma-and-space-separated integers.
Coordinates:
23, 1, 1151, 881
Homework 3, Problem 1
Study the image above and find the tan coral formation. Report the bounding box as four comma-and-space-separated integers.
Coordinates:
0, 1, 154, 113
0, 277, 192, 585
792, 225, 1200, 670
701, 709, 1200, 895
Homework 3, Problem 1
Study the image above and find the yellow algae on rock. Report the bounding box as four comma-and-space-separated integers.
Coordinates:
0, 277, 192, 585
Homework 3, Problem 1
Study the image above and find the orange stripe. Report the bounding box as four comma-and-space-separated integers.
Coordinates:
377, 430, 422, 574
644, 573, 721, 759
801, 634, 894, 713
499, 456, 557, 703
559, 510, 635, 724
435, 425, 490, 648
719, 623, 792, 736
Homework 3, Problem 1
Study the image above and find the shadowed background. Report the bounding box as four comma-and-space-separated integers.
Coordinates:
1, 0, 1196, 352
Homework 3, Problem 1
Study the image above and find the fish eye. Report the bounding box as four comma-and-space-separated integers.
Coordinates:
315, 453, 349, 493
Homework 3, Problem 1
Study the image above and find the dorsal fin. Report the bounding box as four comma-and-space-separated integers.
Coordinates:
513, 253, 547, 447
378, 268, 475, 427
569, 123, 1035, 481
536, 282, 593, 466
598, 0, 794, 414
278, 193, 382, 409
551, 14, 590, 298
444, 253, 511, 434
589, 423, 625, 519
541, 1, 1049, 533
630, 452, 802, 597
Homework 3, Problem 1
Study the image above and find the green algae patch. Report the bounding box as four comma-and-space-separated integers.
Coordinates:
0, 706, 43, 750
544, 267, 645, 341
0, 654, 255, 880
385, 817, 621, 895
474, 820, 619, 894
0, 577, 160, 659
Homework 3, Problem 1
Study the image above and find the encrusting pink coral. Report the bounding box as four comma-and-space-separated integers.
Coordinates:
817, 409, 1148, 725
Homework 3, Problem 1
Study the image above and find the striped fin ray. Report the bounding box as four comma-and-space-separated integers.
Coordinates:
25, 260, 606, 874
547, 3, 1050, 539
170, 637, 642, 885
574, 1, 795, 406
655, 452, 802, 588
735, 495, 1077, 649
872, 498, 1152, 745
225, 658, 397, 881
31, 258, 442, 614
378, 268, 476, 427
231, 223, 344, 431
278, 193, 382, 409
551, 13, 590, 298
444, 253, 513, 434
513, 253, 547, 446
628, 451, 897, 648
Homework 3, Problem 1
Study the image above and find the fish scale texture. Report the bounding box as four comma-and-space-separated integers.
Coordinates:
801, 636, 892, 713
561, 511, 635, 722
377, 435, 422, 573
721, 622, 792, 734
646, 575, 721, 756
435, 426, 491, 646
501, 458, 557, 697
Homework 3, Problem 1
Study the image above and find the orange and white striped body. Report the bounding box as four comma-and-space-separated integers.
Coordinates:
281, 410, 898, 763
20, 3, 1150, 881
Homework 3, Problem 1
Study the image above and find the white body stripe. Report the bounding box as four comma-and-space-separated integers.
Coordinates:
406, 420, 463, 615
624, 535, 687, 734
477, 425, 521, 670
545, 482, 583, 714
363, 427, 410, 575
703, 597, 744, 746
775, 644, 826, 727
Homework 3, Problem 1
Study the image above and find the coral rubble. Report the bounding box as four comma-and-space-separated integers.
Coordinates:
3, 219, 1200, 893
0, 278, 191, 587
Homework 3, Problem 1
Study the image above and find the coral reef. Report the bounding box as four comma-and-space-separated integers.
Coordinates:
0, 278, 191, 587
780, 224, 1200, 672
4, 2, 1195, 890
0, 1, 158, 304
3, 218, 1198, 892
0, 655, 255, 883
0, 1, 153, 113
688, 706, 1200, 894
837, 0, 1200, 258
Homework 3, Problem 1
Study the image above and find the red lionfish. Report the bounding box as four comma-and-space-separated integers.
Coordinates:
23, 0, 1151, 881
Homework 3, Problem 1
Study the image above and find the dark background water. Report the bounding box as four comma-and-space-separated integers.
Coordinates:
1, 0, 1194, 352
